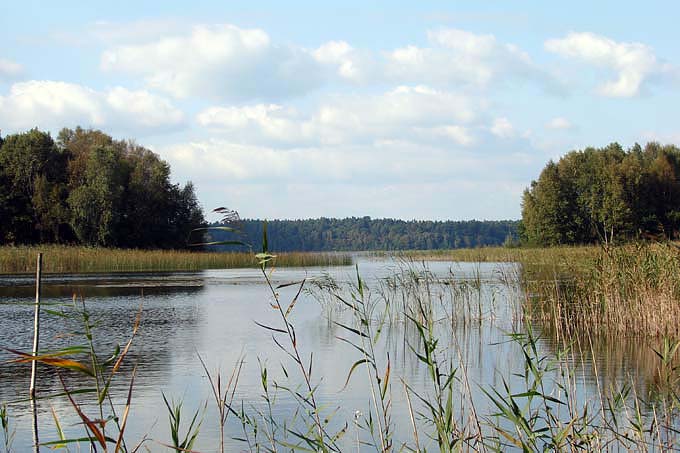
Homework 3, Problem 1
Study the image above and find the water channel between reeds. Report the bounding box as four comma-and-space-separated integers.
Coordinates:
0, 257, 674, 451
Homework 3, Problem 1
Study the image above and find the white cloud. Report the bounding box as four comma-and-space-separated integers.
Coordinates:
312, 41, 372, 82
197, 85, 481, 147
101, 24, 324, 101
381, 29, 552, 90
100, 24, 557, 102
0, 58, 24, 80
545, 32, 671, 97
546, 117, 572, 130
106, 87, 184, 128
490, 117, 515, 138
159, 138, 533, 219
0, 81, 185, 134
422, 125, 475, 146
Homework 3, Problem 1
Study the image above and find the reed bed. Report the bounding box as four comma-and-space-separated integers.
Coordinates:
392, 244, 598, 266
0, 245, 352, 274
395, 243, 680, 338
523, 243, 680, 339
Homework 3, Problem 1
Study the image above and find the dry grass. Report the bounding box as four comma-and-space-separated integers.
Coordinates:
391, 244, 597, 265
397, 243, 680, 338
0, 245, 352, 274
523, 243, 680, 338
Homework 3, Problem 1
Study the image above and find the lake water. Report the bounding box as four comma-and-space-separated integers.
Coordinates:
0, 257, 670, 451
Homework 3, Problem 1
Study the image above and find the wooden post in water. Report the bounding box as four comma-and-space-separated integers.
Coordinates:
29, 253, 42, 399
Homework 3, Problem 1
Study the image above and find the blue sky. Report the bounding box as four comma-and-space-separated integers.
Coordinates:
2, 1, 679, 220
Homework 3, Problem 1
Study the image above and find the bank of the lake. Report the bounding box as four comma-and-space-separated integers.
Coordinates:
0, 245, 352, 274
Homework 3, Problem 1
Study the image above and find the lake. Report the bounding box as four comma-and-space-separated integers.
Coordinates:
0, 257, 671, 451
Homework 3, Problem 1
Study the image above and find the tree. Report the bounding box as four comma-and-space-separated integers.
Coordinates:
68, 145, 127, 246
521, 142, 680, 246
0, 129, 69, 243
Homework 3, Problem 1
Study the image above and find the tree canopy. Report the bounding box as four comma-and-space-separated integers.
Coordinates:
0, 127, 204, 248
208, 217, 519, 252
521, 142, 680, 246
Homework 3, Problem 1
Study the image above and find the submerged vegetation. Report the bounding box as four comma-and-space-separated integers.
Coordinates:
0, 245, 352, 273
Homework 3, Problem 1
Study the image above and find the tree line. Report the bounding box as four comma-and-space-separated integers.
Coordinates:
209, 217, 520, 252
0, 127, 204, 248
521, 142, 680, 246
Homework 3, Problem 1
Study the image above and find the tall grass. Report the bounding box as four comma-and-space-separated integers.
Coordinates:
398, 243, 680, 338
5, 244, 680, 450
519, 243, 680, 338
0, 245, 352, 274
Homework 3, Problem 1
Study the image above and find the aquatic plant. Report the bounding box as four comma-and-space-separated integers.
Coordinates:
0, 403, 14, 453
3, 297, 146, 452
0, 244, 352, 274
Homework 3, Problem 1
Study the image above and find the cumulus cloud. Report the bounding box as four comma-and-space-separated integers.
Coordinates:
197, 85, 481, 147
100, 24, 557, 101
545, 32, 672, 97
101, 24, 324, 101
382, 29, 553, 90
159, 137, 533, 219
0, 58, 24, 80
162, 139, 522, 189
0, 80, 185, 134
312, 41, 374, 83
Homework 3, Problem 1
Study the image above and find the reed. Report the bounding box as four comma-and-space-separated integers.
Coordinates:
0, 245, 352, 274
397, 243, 680, 338
392, 244, 598, 265
521, 243, 680, 338
0, 403, 13, 453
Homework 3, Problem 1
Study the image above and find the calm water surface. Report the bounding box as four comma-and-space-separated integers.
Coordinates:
0, 258, 664, 451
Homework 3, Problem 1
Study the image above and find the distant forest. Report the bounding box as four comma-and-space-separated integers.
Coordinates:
522, 142, 680, 246
208, 217, 520, 252
0, 127, 204, 248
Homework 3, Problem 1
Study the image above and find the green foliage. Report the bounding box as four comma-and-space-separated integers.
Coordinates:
68, 145, 126, 246
209, 217, 520, 252
0, 129, 70, 244
0, 127, 205, 248
0, 403, 14, 453
522, 142, 680, 246
162, 393, 204, 452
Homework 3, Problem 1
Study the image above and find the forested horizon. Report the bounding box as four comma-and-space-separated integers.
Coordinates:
0, 127, 205, 248
521, 141, 680, 246
208, 217, 520, 252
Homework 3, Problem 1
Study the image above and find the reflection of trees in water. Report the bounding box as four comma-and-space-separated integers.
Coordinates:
537, 325, 674, 403
0, 284, 205, 412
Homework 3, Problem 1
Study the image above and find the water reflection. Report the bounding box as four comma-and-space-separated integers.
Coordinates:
0, 259, 674, 451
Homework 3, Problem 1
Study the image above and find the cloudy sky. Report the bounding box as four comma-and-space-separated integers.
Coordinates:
2, 1, 679, 221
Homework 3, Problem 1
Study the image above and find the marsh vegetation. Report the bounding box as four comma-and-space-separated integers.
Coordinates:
0, 245, 352, 273
1, 244, 680, 451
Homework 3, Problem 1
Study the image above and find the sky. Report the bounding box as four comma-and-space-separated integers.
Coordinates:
1, 1, 679, 221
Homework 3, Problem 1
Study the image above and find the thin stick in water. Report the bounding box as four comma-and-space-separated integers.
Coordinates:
29, 253, 42, 399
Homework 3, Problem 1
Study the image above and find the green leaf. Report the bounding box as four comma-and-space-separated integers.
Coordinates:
341, 359, 369, 391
